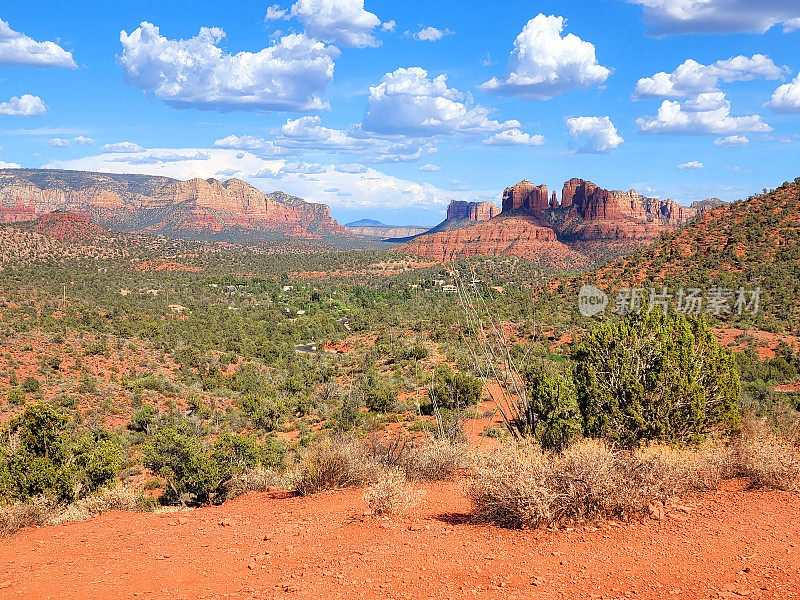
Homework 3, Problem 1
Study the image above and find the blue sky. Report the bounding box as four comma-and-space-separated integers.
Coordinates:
1, 1, 800, 225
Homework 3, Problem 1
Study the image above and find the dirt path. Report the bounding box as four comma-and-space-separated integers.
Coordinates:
1, 480, 798, 600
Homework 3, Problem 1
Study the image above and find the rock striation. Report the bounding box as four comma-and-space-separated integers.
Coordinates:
394, 176, 725, 265
446, 200, 500, 222
0, 168, 348, 240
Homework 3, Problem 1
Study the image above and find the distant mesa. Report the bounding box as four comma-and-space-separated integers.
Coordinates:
345, 219, 385, 227
0, 168, 349, 242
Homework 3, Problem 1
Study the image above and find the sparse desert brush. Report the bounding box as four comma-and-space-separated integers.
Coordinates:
402, 439, 471, 481
48, 486, 152, 526
735, 434, 800, 491
292, 437, 383, 496
468, 439, 731, 529
364, 469, 424, 516
221, 467, 290, 502
0, 495, 55, 536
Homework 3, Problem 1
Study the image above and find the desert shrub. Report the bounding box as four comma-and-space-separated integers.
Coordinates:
0, 495, 55, 536
211, 430, 286, 482
142, 426, 218, 505
239, 393, 288, 431
364, 470, 423, 516
292, 437, 382, 496
401, 343, 429, 361
221, 467, 289, 502
734, 434, 800, 491
20, 377, 40, 394
128, 403, 157, 433
0, 402, 122, 503
424, 365, 482, 414
360, 369, 395, 413
572, 312, 740, 448
517, 360, 581, 450
402, 440, 470, 481
468, 440, 728, 529
6, 389, 24, 406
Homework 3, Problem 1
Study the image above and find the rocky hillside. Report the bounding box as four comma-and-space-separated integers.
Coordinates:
22, 211, 111, 242
0, 169, 348, 241
593, 179, 800, 325
394, 177, 724, 266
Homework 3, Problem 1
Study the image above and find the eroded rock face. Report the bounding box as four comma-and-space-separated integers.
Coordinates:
395, 215, 590, 270
0, 168, 348, 239
446, 200, 499, 222
395, 176, 723, 264
501, 180, 549, 216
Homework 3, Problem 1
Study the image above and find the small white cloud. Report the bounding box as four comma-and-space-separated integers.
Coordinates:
784, 17, 800, 32
677, 160, 704, 169
381, 20, 396, 32
714, 135, 749, 146
0, 19, 76, 68
119, 22, 338, 112
412, 27, 453, 42
0, 160, 21, 169
637, 93, 772, 135
483, 128, 545, 146
72, 136, 95, 145
0, 94, 47, 117
48, 138, 71, 147
629, 0, 800, 35
264, 4, 289, 20
766, 74, 800, 113
565, 116, 623, 154
480, 14, 610, 101
633, 55, 785, 100
101, 141, 145, 153
289, 0, 383, 48
363, 67, 519, 136
419, 163, 441, 171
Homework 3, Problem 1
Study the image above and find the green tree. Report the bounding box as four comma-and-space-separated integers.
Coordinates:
572, 311, 740, 448
518, 360, 581, 450
424, 365, 483, 415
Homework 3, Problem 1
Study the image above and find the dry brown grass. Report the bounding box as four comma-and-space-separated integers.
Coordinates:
468, 440, 731, 529
363, 470, 424, 516
735, 435, 800, 491
291, 438, 384, 496
0, 486, 151, 536
222, 468, 290, 501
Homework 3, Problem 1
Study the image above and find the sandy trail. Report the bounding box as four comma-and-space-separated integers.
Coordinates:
0, 479, 798, 600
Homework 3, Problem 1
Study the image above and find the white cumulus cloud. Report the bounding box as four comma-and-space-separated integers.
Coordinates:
412, 27, 453, 42
119, 22, 338, 112
565, 116, 623, 154
287, 0, 383, 48
45, 147, 489, 211
677, 160, 703, 169
629, 0, 800, 35
766, 74, 800, 113
479, 14, 610, 101
714, 135, 749, 146
363, 67, 519, 136
483, 129, 545, 146
0, 19, 76, 68
101, 142, 145, 153
419, 163, 441, 171
0, 94, 47, 116
0, 161, 21, 169
48, 138, 71, 147
633, 55, 785, 99
637, 92, 772, 135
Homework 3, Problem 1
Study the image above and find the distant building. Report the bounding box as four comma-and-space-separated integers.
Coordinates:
441, 285, 458, 294
168, 304, 186, 313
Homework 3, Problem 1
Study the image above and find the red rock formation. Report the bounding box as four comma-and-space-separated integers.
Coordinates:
393, 216, 590, 269
0, 169, 348, 240
446, 200, 499, 222
23, 211, 109, 242
502, 180, 549, 216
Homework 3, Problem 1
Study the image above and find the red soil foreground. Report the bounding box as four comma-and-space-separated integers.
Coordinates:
1, 480, 798, 600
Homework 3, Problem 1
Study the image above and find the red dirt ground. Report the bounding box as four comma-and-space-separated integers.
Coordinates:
1, 479, 798, 600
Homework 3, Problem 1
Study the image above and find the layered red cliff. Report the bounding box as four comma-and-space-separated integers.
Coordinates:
0, 169, 347, 240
